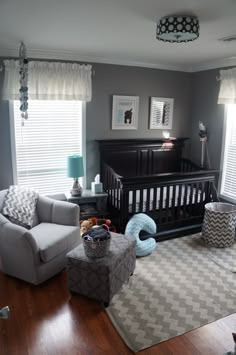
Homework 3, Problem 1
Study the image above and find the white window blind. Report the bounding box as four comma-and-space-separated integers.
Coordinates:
220, 104, 236, 202
12, 100, 83, 195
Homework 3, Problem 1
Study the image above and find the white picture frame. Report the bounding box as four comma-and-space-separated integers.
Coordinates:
149, 97, 174, 130
112, 95, 139, 130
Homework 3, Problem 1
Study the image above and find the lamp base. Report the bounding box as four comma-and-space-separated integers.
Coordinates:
70, 178, 83, 196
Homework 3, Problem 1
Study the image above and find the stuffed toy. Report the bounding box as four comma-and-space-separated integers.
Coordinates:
95, 218, 116, 232
89, 217, 98, 226
80, 217, 116, 235
80, 220, 94, 235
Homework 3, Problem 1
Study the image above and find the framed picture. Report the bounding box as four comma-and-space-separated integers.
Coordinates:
149, 97, 174, 129
112, 95, 139, 130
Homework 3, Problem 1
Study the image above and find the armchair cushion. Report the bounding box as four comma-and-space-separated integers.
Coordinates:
2, 186, 38, 228
30, 222, 80, 262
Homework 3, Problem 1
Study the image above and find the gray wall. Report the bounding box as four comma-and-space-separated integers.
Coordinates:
189, 69, 225, 170
0, 61, 192, 189
86, 63, 192, 185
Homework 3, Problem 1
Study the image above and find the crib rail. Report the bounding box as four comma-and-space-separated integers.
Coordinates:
103, 163, 122, 209
103, 163, 217, 239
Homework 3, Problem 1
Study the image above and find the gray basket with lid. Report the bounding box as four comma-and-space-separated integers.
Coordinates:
202, 202, 236, 247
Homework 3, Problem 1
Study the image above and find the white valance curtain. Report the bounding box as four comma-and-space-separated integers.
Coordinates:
3, 60, 92, 102
218, 68, 236, 104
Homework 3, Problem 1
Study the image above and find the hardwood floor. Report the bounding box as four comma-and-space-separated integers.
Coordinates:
0, 270, 236, 355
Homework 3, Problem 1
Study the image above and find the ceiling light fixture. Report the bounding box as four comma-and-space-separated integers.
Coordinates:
156, 15, 199, 43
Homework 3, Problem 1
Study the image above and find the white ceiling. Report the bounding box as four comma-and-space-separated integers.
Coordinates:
1, 0, 236, 72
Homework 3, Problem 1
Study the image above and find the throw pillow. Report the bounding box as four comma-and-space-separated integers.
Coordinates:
2, 185, 38, 229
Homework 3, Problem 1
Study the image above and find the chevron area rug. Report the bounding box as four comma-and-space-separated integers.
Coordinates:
106, 234, 236, 353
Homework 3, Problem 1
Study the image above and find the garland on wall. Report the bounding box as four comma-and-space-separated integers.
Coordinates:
19, 42, 28, 123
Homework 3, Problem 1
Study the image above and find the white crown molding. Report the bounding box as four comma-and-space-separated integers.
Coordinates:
0, 46, 190, 72
0, 45, 235, 73
190, 56, 236, 72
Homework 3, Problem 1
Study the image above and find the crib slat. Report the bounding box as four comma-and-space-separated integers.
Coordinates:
206, 180, 213, 203
176, 184, 182, 219
115, 179, 118, 208
132, 190, 136, 213
108, 168, 112, 206
120, 190, 129, 232
200, 182, 205, 203
199, 182, 205, 214
197, 182, 202, 216
112, 174, 115, 206
140, 188, 144, 213
194, 182, 200, 215
146, 188, 151, 213
170, 185, 176, 222
153, 187, 157, 213
159, 186, 164, 223
164, 185, 170, 223
166, 185, 170, 208
204, 181, 210, 203
104, 165, 108, 190
188, 182, 194, 216
182, 184, 188, 219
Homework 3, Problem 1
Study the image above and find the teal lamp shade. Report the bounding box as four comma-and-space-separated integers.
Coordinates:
67, 155, 84, 178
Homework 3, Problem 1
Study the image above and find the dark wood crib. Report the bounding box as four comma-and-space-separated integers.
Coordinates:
97, 138, 218, 241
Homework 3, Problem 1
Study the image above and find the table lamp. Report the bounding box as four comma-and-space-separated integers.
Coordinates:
67, 155, 84, 196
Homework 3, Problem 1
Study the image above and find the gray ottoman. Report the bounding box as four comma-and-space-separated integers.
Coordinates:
66, 233, 136, 306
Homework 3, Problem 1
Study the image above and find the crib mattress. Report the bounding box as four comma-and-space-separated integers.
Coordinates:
113, 185, 203, 213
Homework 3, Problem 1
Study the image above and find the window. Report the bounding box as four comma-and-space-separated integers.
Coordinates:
10, 100, 85, 195
220, 104, 236, 202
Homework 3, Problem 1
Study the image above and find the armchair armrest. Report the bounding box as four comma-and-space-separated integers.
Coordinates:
0, 213, 9, 227
0, 190, 8, 211
37, 196, 80, 226
0, 219, 40, 284
52, 200, 80, 226
0, 221, 38, 256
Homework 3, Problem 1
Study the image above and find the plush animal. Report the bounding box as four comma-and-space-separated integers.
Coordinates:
95, 218, 110, 227
95, 218, 116, 231
89, 217, 98, 226
80, 219, 94, 235
125, 213, 157, 257
80, 218, 116, 235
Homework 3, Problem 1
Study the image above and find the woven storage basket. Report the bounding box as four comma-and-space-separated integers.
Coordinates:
202, 202, 236, 247
82, 237, 111, 258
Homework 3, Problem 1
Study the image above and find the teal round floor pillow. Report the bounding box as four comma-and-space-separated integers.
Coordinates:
125, 213, 157, 257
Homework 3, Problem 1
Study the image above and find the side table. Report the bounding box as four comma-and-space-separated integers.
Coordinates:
65, 189, 108, 219
66, 233, 136, 306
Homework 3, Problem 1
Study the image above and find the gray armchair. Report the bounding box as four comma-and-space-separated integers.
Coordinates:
0, 190, 81, 285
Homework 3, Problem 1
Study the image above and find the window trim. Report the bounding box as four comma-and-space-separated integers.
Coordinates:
219, 104, 236, 204
9, 101, 18, 185
9, 100, 87, 192
81, 101, 87, 189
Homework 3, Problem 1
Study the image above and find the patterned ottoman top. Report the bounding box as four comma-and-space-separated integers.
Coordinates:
67, 233, 136, 272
